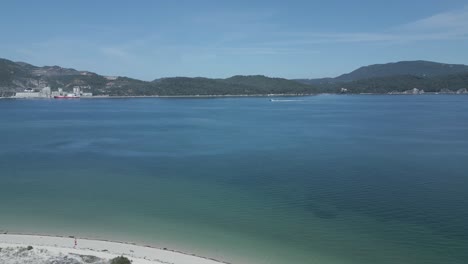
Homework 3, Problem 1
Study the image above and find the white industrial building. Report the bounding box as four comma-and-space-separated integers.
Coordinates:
15, 86, 92, 98
14, 87, 51, 98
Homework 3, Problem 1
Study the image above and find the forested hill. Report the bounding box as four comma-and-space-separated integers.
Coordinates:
297, 61, 468, 85
316, 73, 468, 94
1, 57, 468, 96
0, 58, 316, 96
295, 60, 468, 94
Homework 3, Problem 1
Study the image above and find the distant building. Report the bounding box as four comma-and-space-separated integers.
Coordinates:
456, 88, 467, 94
14, 92, 40, 98
15, 87, 51, 98
40, 87, 51, 97
52, 88, 63, 97
403, 88, 424, 95
73, 87, 81, 95
73, 85, 91, 90
50, 87, 93, 97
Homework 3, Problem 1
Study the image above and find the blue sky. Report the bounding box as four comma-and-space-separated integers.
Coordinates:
1, 0, 468, 80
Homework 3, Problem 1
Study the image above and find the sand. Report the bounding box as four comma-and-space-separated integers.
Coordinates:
0, 234, 228, 264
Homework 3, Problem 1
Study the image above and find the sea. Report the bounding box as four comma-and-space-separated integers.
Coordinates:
0, 95, 467, 264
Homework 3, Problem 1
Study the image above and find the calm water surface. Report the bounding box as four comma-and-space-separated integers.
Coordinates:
0, 95, 467, 264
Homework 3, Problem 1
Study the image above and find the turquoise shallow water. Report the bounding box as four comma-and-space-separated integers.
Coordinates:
1, 95, 468, 264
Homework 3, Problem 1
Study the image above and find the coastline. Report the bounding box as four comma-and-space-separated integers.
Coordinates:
0, 233, 230, 264
0, 93, 313, 100
2, 92, 468, 100
78, 93, 315, 99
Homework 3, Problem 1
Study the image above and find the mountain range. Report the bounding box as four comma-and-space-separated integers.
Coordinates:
296, 60, 468, 85
1, 58, 468, 97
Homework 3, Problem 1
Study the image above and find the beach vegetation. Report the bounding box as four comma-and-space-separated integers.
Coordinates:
110, 256, 132, 264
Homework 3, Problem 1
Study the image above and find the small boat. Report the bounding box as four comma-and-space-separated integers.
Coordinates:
54, 93, 80, 99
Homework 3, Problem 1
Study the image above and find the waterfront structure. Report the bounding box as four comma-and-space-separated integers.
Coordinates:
51, 86, 93, 98
14, 86, 93, 98
14, 87, 52, 98
73, 87, 81, 95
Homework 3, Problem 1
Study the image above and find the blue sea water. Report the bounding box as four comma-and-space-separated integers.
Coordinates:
0, 95, 467, 264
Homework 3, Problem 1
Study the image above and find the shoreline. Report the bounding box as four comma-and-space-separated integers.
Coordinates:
1, 93, 315, 100
2, 93, 468, 101
75, 93, 315, 99
2, 92, 468, 100
0, 233, 231, 264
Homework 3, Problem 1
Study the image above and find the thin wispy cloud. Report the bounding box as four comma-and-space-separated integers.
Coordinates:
214, 47, 321, 55
252, 5, 468, 46
400, 5, 468, 33
100, 47, 132, 60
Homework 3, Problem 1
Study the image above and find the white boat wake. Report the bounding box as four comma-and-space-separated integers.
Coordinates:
270, 99, 305, 102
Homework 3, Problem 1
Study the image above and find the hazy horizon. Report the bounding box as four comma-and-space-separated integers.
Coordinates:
1, 0, 468, 80
6, 57, 467, 82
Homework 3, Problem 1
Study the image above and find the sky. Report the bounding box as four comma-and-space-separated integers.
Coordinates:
1, 0, 468, 80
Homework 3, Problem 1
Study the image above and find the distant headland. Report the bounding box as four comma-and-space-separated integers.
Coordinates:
1, 58, 468, 98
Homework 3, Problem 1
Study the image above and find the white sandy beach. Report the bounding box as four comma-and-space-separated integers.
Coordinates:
0, 234, 227, 264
